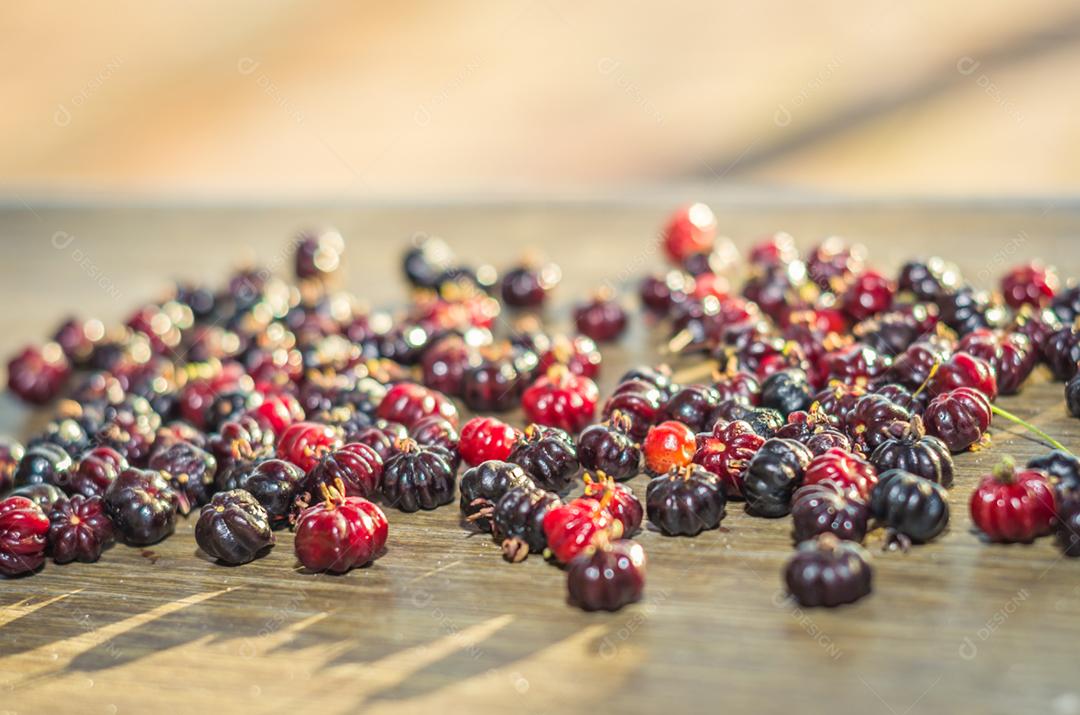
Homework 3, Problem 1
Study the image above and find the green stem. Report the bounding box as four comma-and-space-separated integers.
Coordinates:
989, 405, 1074, 456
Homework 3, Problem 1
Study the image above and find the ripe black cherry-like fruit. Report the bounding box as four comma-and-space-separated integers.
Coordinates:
923, 387, 991, 453
791, 480, 870, 544
507, 424, 580, 493
492, 486, 562, 562
195, 490, 275, 565
957, 329, 1035, 396
759, 368, 812, 417
381, 439, 456, 512
0, 496, 50, 576
104, 468, 180, 545
13, 442, 73, 490
8, 484, 66, 512
501, 262, 560, 308
870, 415, 954, 487
567, 539, 646, 612
1044, 325, 1080, 381
645, 465, 726, 536
1056, 500, 1080, 557
897, 257, 960, 300
602, 380, 663, 441
1068, 373, 1080, 418
742, 438, 813, 518
147, 441, 218, 515
48, 495, 114, 563
1026, 450, 1080, 506
301, 442, 384, 504
661, 384, 721, 433
0, 437, 23, 494
459, 460, 534, 533
870, 469, 950, 548
462, 348, 529, 413
1000, 262, 1058, 309
576, 413, 641, 481
236, 459, 306, 529
7, 343, 71, 405
785, 533, 873, 608
574, 291, 627, 343
843, 394, 911, 451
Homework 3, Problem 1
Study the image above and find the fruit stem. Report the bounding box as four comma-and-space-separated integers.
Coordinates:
989, 405, 1074, 455
992, 456, 1016, 483
911, 362, 940, 401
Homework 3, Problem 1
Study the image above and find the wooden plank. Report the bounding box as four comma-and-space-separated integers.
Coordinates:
0, 200, 1078, 714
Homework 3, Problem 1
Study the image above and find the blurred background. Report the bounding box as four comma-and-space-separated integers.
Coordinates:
3, 0, 1080, 200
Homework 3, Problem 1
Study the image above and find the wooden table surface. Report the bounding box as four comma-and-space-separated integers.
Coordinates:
1, 198, 1079, 715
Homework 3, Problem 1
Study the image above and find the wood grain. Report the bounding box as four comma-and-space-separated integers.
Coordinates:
0, 199, 1078, 715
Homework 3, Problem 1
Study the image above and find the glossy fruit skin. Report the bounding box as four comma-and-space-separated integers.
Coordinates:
0, 496, 50, 575
713, 370, 760, 406
507, 425, 580, 493
1056, 500, 1080, 557
8, 484, 65, 512
938, 287, 1007, 336
791, 480, 869, 543
661, 384, 722, 433
759, 369, 813, 416
574, 297, 627, 342
1044, 326, 1080, 381
642, 420, 696, 476
692, 419, 765, 498
583, 476, 643, 536
567, 540, 646, 612
870, 470, 950, 545
493, 486, 562, 559
646, 466, 726, 536
459, 460, 534, 532
576, 416, 641, 481
7, 344, 70, 405
870, 416, 954, 487
843, 394, 911, 451
543, 497, 618, 563
1001, 262, 1058, 309
462, 355, 528, 413
603, 380, 663, 441
276, 422, 343, 473
843, 270, 894, 321
420, 335, 472, 396
501, 265, 556, 308
294, 228, 344, 281
302, 442, 384, 501
785, 534, 873, 608
459, 417, 519, 467
376, 382, 458, 429
928, 351, 998, 401
248, 392, 306, 436
147, 441, 218, 515
804, 429, 853, 456
195, 490, 274, 565
820, 344, 891, 389
293, 494, 388, 574
662, 203, 717, 263
521, 368, 599, 433
236, 459, 305, 528
1026, 450, 1080, 506
742, 438, 813, 518
970, 461, 1056, 542
538, 335, 602, 378
47, 494, 114, 564
103, 468, 179, 545
206, 416, 274, 472
13, 442, 73, 490
923, 387, 991, 453
897, 257, 960, 300
381, 440, 456, 512
804, 448, 878, 501
351, 420, 408, 464
1068, 374, 1080, 418
958, 330, 1035, 396
409, 415, 460, 472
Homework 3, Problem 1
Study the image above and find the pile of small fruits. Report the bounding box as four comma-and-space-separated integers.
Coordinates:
1, 205, 1078, 614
